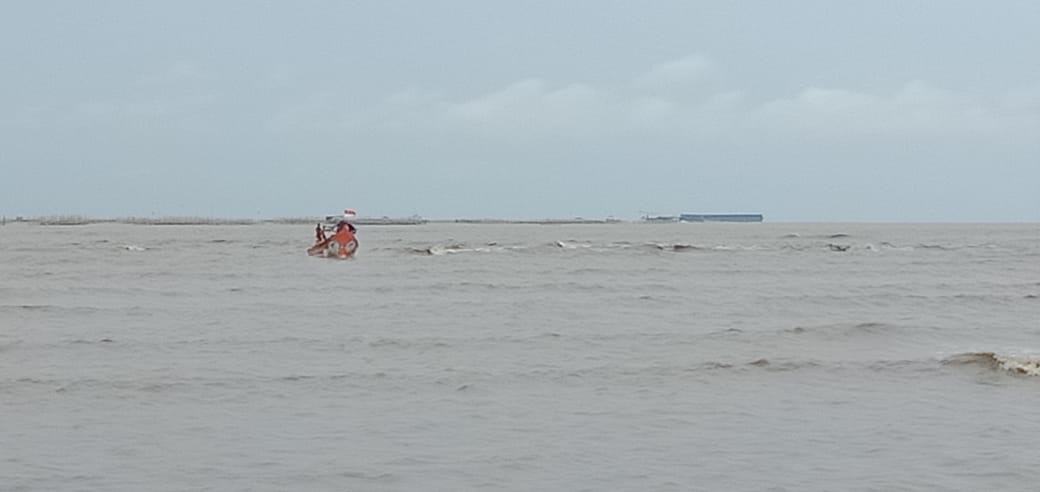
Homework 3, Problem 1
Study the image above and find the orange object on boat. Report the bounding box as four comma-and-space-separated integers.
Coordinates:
308, 224, 358, 259
332, 227, 357, 258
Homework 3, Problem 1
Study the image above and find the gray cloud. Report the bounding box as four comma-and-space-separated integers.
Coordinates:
312, 56, 1039, 146
3, 2, 1037, 220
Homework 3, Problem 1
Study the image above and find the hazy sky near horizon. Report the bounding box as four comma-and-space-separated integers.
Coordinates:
2, 1, 1038, 221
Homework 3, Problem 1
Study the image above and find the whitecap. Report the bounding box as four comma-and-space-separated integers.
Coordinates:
943, 352, 1040, 376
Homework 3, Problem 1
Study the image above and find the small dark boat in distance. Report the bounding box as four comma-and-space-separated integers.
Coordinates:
679, 214, 764, 223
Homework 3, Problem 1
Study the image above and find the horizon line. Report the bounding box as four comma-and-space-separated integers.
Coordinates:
2, 214, 1037, 226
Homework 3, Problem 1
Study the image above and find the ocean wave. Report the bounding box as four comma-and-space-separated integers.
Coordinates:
782, 322, 909, 337
916, 244, 955, 250
778, 242, 911, 253
745, 358, 826, 372
407, 240, 778, 256
647, 243, 710, 252
556, 357, 926, 379
878, 242, 914, 251
8, 377, 194, 394
553, 240, 591, 249
411, 243, 503, 255
942, 352, 1040, 376
411, 238, 586, 255
687, 358, 826, 373
400, 238, 1013, 257
0, 304, 100, 315
69, 338, 115, 344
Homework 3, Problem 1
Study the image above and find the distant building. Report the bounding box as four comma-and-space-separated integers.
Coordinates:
679, 214, 763, 223
641, 215, 679, 223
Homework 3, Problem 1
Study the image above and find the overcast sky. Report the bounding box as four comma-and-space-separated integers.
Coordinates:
2, 1, 1038, 221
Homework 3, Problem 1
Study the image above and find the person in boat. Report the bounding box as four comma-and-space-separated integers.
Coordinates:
315, 223, 326, 242
340, 209, 357, 233
336, 219, 356, 234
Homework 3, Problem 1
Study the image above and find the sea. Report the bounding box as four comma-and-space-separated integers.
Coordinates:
1, 222, 1038, 491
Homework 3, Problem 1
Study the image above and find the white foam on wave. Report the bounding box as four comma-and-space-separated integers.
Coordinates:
995, 354, 1040, 376
943, 352, 1040, 376
414, 243, 506, 255
553, 240, 592, 249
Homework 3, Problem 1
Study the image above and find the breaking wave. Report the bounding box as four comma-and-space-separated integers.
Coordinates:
401, 238, 1001, 256
942, 352, 1040, 376
407, 240, 775, 255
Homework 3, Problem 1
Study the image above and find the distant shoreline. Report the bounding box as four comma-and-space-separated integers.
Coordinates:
4, 215, 634, 226
3, 216, 1036, 226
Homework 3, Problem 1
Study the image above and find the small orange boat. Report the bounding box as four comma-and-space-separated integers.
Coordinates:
308, 226, 357, 259
308, 210, 358, 259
